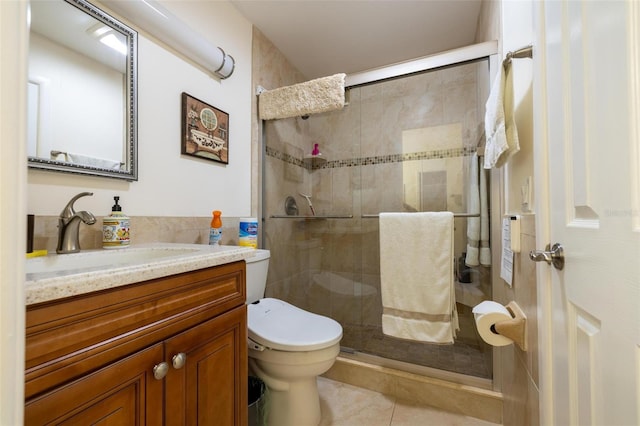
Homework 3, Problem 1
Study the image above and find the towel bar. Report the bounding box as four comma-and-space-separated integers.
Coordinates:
504, 45, 533, 67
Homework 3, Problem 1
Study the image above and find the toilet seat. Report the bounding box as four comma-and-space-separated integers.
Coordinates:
248, 298, 342, 352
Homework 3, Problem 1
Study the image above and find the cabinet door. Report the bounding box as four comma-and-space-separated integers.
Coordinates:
25, 344, 164, 425
165, 305, 247, 426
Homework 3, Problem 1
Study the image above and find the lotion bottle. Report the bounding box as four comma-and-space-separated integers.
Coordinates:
209, 210, 222, 245
103, 196, 130, 249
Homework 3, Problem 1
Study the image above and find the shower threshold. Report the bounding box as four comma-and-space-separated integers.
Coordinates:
338, 349, 492, 390
325, 354, 502, 423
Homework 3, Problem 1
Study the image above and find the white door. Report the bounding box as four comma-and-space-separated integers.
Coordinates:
534, 1, 640, 425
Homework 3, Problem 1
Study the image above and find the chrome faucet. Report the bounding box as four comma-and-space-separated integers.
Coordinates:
57, 192, 96, 254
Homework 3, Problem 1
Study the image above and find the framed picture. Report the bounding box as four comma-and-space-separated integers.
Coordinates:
181, 92, 229, 164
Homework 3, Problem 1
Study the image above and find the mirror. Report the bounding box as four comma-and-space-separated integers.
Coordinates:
27, 0, 138, 181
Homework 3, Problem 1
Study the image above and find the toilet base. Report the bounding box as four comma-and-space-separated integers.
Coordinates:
247, 329, 341, 426
248, 344, 340, 426
266, 376, 321, 426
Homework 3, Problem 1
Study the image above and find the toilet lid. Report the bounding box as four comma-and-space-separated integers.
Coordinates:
248, 298, 343, 352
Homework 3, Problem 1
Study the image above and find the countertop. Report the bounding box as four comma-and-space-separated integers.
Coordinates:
25, 243, 257, 305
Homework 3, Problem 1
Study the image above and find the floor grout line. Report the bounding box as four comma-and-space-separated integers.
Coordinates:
388, 395, 397, 426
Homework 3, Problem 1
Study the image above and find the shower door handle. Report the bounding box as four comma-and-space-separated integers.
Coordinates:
529, 243, 564, 270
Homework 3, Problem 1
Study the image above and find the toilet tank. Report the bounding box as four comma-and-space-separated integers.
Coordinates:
245, 249, 270, 304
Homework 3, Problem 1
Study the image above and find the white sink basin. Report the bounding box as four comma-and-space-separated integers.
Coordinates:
26, 245, 203, 276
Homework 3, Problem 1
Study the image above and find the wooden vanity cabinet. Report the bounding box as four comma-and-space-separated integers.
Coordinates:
25, 260, 248, 426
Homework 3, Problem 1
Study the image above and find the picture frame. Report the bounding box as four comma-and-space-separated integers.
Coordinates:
181, 92, 229, 164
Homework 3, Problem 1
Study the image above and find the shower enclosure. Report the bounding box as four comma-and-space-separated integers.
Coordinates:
262, 58, 493, 380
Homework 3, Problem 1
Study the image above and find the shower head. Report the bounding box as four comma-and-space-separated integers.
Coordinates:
298, 193, 316, 216
300, 115, 309, 120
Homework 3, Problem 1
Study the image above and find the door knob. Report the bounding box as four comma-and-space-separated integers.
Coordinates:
529, 243, 564, 270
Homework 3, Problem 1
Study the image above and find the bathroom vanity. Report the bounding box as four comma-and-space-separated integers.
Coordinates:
24, 244, 254, 425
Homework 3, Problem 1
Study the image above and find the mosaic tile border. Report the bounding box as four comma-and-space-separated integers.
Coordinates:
266, 145, 477, 170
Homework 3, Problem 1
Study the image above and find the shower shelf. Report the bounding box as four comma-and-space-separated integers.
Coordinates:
302, 155, 327, 169
270, 214, 353, 219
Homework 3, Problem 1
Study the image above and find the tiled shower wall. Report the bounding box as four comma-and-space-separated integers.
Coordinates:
262, 61, 494, 378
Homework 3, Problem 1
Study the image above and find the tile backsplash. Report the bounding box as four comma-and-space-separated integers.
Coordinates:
31, 216, 246, 252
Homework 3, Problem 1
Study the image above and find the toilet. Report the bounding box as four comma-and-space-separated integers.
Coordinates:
245, 249, 342, 426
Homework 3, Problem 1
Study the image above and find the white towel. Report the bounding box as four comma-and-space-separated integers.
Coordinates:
65, 152, 122, 170
465, 155, 480, 266
258, 73, 345, 120
479, 164, 491, 266
379, 212, 459, 344
483, 61, 519, 169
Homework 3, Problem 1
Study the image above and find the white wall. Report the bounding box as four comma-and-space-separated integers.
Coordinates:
27, 0, 254, 218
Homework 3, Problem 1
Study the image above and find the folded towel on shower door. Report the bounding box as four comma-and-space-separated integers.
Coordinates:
466, 154, 492, 267
483, 61, 520, 169
258, 73, 346, 120
379, 212, 459, 344
479, 161, 491, 266
465, 154, 480, 266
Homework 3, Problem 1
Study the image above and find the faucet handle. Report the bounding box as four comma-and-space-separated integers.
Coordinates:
60, 192, 93, 217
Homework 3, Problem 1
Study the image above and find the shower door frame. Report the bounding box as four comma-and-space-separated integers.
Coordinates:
345, 40, 498, 87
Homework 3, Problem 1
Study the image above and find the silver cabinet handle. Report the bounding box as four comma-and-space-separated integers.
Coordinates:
529, 243, 564, 270
153, 361, 169, 380
172, 352, 187, 369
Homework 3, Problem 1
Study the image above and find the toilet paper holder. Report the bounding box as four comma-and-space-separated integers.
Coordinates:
491, 301, 527, 351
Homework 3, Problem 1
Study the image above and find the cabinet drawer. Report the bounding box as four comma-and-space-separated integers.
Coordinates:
26, 261, 245, 399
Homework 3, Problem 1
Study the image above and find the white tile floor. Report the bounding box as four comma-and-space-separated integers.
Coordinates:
318, 377, 501, 426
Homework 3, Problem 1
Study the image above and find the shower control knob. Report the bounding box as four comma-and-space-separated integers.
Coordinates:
172, 352, 187, 369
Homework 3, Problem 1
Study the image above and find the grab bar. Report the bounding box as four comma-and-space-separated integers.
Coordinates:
270, 215, 353, 219
270, 213, 478, 219
362, 213, 479, 218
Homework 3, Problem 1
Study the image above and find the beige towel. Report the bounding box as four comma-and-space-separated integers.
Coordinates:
379, 212, 459, 344
484, 61, 519, 168
258, 73, 345, 120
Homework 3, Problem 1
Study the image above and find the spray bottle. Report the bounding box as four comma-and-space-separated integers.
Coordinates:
209, 210, 222, 245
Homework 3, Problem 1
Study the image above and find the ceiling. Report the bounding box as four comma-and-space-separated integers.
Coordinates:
31, 0, 127, 73
230, 0, 483, 80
